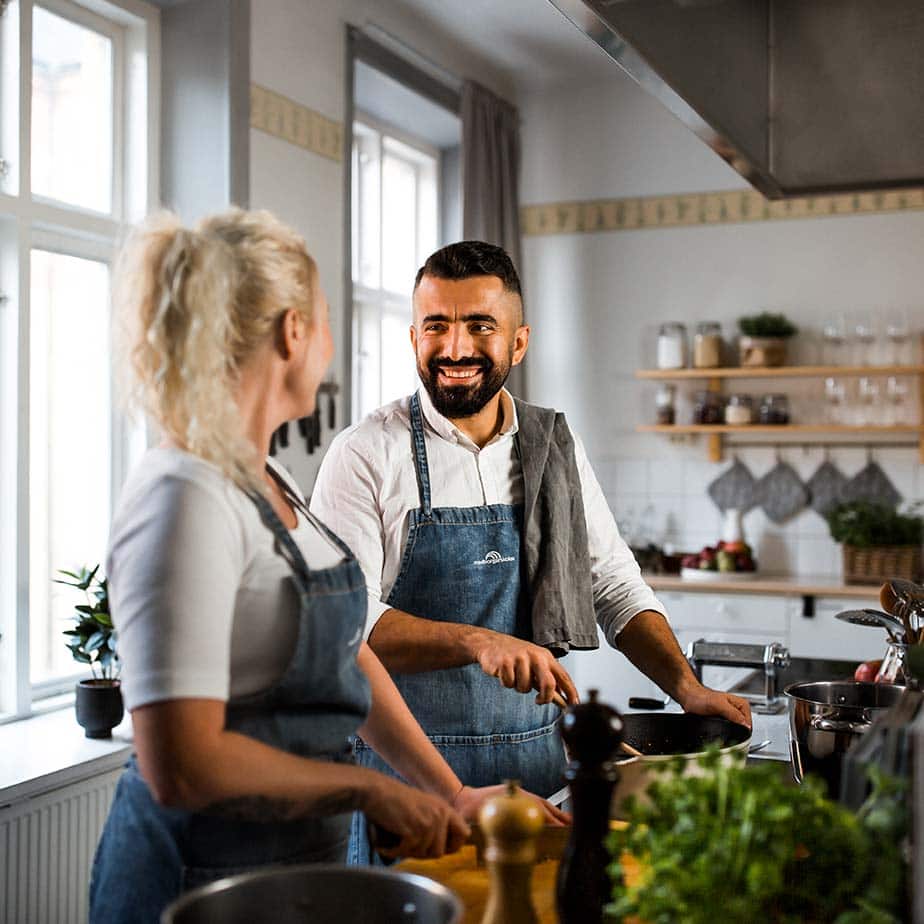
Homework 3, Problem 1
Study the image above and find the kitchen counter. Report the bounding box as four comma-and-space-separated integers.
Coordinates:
645, 573, 880, 598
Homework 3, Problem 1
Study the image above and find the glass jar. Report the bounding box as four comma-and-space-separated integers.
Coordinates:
692, 390, 724, 424
758, 393, 790, 425
656, 322, 688, 369
655, 383, 676, 425
876, 641, 907, 685
724, 394, 754, 425
693, 322, 723, 368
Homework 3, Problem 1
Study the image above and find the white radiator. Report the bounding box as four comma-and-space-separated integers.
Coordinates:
1, 768, 122, 924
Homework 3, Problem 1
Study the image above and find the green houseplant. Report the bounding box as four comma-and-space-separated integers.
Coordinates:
57, 564, 123, 738
737, 311, 798, 367
825, 501, 923, 584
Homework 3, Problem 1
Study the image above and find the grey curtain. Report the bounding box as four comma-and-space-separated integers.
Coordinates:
461, 80, 524, 395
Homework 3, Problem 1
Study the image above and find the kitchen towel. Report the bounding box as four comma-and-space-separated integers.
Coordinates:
755, 460, 810, 523
707, 459, 758, 512
515, 398, 600, 655
842, 461, 902, 508
806, 459, 849, 517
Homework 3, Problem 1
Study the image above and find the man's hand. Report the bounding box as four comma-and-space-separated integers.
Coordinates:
468, 630, 579, 706
677, 683, 752, 729
454, 784, 571, 827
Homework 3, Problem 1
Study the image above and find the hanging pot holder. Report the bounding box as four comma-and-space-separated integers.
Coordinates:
842, 461, 902, 507
806, 459, 849, 517
707, 458, 758, 512
756, 459, 809, 523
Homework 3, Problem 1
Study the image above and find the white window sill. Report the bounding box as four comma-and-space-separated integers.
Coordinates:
0, 706, 133, 808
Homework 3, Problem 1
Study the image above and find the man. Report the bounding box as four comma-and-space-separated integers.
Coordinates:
311, 241, 750, 816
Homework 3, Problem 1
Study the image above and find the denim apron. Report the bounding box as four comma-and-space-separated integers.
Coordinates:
89, 476, 371, 924
349, 392, 566, 863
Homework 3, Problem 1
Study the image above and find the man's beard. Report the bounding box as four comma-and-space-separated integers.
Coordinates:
418, 355, 511, 418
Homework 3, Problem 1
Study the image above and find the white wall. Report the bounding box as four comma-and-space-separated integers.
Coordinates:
519, 78, 924, 578
248, 0, 514, 492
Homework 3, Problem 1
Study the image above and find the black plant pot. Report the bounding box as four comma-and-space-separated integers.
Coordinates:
75, 679, 124, 739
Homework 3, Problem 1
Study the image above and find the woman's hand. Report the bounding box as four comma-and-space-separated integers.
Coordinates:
453, 784, 571, 827
361, 776, 470, 860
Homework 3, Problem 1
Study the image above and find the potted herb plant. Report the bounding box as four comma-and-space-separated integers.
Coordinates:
826, 500, 923, 584
58, 564, 123, 738
737, 311, 798, 367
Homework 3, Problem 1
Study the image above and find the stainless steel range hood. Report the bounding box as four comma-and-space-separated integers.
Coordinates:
549, 0, 924, 199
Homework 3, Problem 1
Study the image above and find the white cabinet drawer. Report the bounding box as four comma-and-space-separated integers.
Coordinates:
788, 598, 886, 663
659, 592, 789, 636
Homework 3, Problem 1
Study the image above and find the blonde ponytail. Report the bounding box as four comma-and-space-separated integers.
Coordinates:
114, 208, 318, 489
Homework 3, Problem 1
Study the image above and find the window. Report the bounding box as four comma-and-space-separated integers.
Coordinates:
0, 0, 158, 719
351, 117, 439, 420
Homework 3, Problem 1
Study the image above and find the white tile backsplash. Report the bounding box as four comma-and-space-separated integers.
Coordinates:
596, 446, 921, 578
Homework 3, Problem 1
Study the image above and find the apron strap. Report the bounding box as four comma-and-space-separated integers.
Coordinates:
408, 393, 433, 518
264, 464, 355, 560
246, 487, 313, 596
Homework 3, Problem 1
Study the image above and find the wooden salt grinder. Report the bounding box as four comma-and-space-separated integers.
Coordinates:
556, 688, 624, 924
479, 779, 544, 924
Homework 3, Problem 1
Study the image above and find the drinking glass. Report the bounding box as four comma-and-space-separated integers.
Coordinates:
856, 376, 880, 426
853, 312, 878, 365
885, 308, 911, 365
824, 377, 846, 424
821, 313, 847, 365
884, 376, 909, 425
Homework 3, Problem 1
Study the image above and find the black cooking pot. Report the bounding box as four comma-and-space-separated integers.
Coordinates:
609, 713, 751, 817
620, 712, 751, 755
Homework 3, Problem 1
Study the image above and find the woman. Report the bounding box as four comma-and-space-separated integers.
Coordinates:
89, 209, 566, 924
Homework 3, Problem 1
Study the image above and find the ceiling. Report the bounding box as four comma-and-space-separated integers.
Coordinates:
386, 0, 621, 92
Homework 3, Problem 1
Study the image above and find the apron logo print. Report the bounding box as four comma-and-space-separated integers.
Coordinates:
473, 550, 515, 566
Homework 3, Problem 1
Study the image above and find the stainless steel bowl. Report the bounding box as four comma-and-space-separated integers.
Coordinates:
784, 680, 904, 797
162, 864, 463, 924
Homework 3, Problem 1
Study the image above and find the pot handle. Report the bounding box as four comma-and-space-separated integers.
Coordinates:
809, 715, 870, 734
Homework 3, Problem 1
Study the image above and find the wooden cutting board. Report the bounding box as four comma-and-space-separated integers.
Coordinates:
397, 822, 638, 924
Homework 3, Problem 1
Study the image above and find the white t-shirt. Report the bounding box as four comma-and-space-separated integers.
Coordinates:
107, 448, 345, 712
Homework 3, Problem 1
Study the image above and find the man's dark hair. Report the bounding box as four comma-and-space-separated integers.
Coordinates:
413, 240, 522, 298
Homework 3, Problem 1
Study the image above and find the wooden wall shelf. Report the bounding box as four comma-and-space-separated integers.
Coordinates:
636, 361, 924, 462
636, 364, 924, 380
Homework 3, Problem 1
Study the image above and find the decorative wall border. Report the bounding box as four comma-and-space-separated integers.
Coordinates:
521, 187, 924, 236
250, 84, 343, 163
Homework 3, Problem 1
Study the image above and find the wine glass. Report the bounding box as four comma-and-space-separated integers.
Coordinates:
856, 376, 880, 426
824, 377, 846, 424
821, 313, 847, 365
885, 308, 911, 366
884, 376, 909, 425
853, 312, 878, 365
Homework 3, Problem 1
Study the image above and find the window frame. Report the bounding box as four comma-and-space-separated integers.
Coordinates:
351, 110, 440, 421
0, 0, 159, 722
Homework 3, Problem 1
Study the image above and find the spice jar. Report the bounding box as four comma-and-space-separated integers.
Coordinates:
758, 393, 790, 425
692, 390, 724, 424
693, 322, 723, 368
656, 322, 687, 369
724, 394, 753, 425
655, 383, 676, 425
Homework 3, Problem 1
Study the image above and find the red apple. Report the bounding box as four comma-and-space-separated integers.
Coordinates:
853, 660, 883, 683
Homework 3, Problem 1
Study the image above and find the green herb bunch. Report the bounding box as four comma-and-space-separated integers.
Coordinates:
605, 749, 906, 924
738, 312, 798, 338
826, 500, 923, 548
57, 564, 119, 681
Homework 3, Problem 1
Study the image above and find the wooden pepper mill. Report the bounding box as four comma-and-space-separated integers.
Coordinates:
479, 779, 544, 924
556, 688, 624, 924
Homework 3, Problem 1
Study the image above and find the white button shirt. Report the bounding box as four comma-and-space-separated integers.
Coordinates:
309, 388, 666, 645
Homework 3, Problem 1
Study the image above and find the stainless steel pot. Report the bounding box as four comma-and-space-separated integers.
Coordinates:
784, 680, 904, 797
161, 864, 463, 924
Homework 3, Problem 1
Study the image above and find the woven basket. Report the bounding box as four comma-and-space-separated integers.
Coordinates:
842, 544, 922, 584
